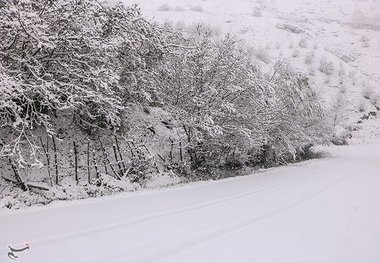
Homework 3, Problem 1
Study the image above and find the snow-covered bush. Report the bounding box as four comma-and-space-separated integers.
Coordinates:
362, 85, 374, 99
187, 22, 221, 37
319, 56, 334, 75
190, 5, 203, 12
277, 24, 303, 34
154, 26, 330, 171
299, 38, 308, 48
358, 100, 367, 112
255, 48, 271, 64
371, 94, 380, 110
339, 76, 345, 85
291, 49, 300, 58
352, 77, 358, 86
339, 85, 347, 94
331, 134, 349, 146
304, 52, 314, 65
263, 62, 332, 161
174, 6, 186, 12
252, 8, 263, 17
174, 21, 186, 31
331, 92, 347, 127
308, 68, 316, 77
156, 30, 265, 169
349, 70, 357, 79
338, 63, 346, 76
360, 35, 369, 48
158, 4, 172, 12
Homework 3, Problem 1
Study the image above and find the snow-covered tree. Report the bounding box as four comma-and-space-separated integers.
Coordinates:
0, 0, 168, 164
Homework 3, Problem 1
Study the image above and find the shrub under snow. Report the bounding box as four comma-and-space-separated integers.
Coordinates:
255, 48, 271, 64
362, 85, 374, 100
190, 5, 203, 12
304, 52, 314, 64
319, 56, 335, 75
158, 4, 172, 12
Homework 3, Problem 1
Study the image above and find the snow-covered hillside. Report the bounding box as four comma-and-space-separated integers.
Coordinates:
127, 0, 380, 125
1, 144, 380, 263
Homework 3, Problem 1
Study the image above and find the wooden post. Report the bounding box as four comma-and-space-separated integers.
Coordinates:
87, 140, 91, 184
113, 144, 122, 177
73, 141, 78, 183
114, 135, 126, 173
99, 141, 108, 175
52, 136, 59, 185
92, 150, 100, 179
179, 141, 183, 162
169, 138, 173, 162
100, 141, 120, 180
40, 136, 53, 186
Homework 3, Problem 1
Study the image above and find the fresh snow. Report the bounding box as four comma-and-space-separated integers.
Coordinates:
1, 0, 380, 262
1, 144, 380, 263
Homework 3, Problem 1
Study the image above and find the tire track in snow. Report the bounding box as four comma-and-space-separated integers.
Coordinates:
29, 170, 316, 249
129, 173, 350, 263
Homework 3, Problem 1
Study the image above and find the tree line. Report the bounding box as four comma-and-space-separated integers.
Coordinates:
0, 0, 332, 179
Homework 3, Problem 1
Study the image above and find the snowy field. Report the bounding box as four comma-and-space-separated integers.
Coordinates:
1, 143, 379, 263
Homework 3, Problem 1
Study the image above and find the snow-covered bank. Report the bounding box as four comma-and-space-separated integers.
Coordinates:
1, 143, 379, 263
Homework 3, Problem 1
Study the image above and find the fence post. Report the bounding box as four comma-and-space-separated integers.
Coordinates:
40, 136, 53, 186
169, 138, 173, 162
179, 141, 183, 163
52, 136, 59, 185
113, 144, 122, 177
115, 136, 126, 174
73, 141, 78, 183
87, 140, 91, 184
100, 141, 120, 180
92, 150, 100, 179
99, 141, 108, 175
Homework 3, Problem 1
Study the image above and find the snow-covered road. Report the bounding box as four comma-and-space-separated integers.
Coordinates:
1, 144, 380, 263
